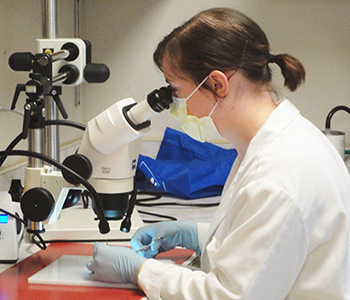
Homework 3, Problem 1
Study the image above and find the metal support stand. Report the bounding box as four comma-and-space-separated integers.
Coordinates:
42, 0, 60, 167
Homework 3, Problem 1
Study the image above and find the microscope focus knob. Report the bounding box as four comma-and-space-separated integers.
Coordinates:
84, 63, 110, 83
8, 52, 34, 71
62, 154, 93, 186
21, 188, 55, 222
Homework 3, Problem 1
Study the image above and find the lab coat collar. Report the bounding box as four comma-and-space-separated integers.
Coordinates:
242, 99, 300, 167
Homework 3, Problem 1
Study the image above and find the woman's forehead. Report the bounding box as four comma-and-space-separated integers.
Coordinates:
162, 57, 193, 84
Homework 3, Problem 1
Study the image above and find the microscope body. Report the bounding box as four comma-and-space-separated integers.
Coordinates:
74, 85, 173, 222
78, 98, 146, 220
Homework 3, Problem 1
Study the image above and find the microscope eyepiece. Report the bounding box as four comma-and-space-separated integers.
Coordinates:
147, 86, 173, 112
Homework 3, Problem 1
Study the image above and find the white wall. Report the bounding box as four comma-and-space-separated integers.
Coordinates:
81, 0, 350, 145
1, 0, 350, 172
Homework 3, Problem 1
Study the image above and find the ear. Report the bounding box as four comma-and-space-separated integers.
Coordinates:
207, 70, 229, 98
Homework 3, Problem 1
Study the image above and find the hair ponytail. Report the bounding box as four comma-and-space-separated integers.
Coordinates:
270, 54, 305, 92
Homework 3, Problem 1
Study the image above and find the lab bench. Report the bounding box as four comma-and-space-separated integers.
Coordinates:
0, 194, 218, 299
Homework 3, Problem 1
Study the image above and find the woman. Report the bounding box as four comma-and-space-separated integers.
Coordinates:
87, 8, 350, 299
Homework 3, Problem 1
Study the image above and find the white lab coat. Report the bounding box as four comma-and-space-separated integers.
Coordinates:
138, 100, 350, 300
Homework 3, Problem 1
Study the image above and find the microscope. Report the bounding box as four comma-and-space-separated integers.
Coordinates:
2, 38, 172, 253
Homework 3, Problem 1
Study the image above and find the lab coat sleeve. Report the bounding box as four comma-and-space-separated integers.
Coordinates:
197, 222, 210, 251
138, 180, 308, 300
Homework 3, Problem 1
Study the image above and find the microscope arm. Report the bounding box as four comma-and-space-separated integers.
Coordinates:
77, 86, 173, 180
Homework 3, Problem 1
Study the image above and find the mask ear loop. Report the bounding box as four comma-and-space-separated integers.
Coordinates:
185, 76, 209, 101
208, 101, 219, 117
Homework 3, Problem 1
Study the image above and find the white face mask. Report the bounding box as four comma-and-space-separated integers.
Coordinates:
169, 76, 224, 143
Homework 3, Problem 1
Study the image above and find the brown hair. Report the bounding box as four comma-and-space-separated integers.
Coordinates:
154, 8, 305, 92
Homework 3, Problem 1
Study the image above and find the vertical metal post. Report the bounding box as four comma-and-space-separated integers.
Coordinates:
42, 0, 57, 39
42, 0, 60, 167
28, 130, 44, 167
74, 0, 81, 107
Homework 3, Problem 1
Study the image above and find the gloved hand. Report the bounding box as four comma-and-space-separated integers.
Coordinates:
86, 242, 146, 285
130, 221, 200, 259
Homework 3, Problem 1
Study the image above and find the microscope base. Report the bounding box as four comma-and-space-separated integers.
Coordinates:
39, 206, 144, 242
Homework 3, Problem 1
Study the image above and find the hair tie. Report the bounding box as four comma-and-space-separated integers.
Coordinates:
268, 53, 277, 64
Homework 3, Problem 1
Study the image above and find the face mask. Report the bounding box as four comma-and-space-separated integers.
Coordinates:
169, 76, 224, 143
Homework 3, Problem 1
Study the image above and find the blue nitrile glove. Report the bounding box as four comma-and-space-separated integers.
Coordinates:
86, 242, 146, 285
130, 221, 200, 259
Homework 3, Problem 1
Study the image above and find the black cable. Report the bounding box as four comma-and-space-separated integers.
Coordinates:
136, 191, 162, 201
81, 190, 90, 209
134, 191, 219, 222
135, 192, 220, 207
120, 177, 138, 233
0, 132, 24, 167
136, 200, 220, 207
0, 120, 85, 168
45, 119, 86, 131
30, 233, 47, 250
137, 209, 177, 223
